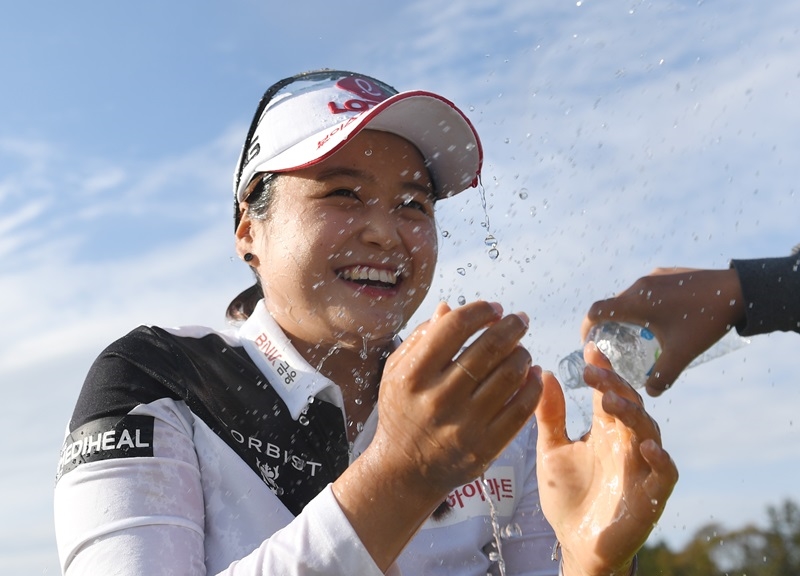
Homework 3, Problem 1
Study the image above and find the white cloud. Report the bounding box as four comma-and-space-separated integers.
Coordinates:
80, 166, 127, 195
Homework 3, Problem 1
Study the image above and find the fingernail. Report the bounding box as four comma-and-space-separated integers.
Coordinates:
432, 301, 449, 321
489, 301, 504, 315
515, 311, 530, 327
584, 362, 607, 379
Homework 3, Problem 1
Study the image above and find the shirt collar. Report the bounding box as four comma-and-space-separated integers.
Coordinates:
238, 300, 342, 420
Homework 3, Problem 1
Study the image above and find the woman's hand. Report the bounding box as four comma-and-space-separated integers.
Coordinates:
581, 267, 745, 396
535, 344, 678, 576
375, 299, 541, 498
332, 300, 542, 570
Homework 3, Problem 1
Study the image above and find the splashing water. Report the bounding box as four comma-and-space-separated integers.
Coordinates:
501, 523, 523, 539
477, 181, 492, 237
360, 335, 369, 360
484, 234, 500, 260
477, 181, 501, 260
315, 344, 341, 372
480, 475, 507, 576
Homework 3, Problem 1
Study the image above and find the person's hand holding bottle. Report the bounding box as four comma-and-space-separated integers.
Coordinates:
581, 267, 745, 396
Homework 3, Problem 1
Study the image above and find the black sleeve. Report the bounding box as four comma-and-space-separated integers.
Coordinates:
730, 251, 800, 336
68, 326, 185, 430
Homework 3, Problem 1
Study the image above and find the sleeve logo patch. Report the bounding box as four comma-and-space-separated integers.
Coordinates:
56, 415, 155, 481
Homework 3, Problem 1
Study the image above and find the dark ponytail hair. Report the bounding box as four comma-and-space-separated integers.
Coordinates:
227, 173, 278, 322
226, 283, 264, 322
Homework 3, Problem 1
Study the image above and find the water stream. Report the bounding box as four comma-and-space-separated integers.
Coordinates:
480, 474, 507, 576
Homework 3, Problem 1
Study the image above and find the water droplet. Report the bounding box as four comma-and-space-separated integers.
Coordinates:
364, 149, 373, 156
501, 523, 523, 539
315, 344, 341, 372
457, 267, 467, 276
484, 234, 497, 248
458, 295, 467, 305
488, 248, 500, 260
518, 189, 529, 200
356, 422, 364, 432
442, 230, 450, 238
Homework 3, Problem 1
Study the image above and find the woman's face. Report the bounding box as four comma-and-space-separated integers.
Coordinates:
237, 129, 438, 350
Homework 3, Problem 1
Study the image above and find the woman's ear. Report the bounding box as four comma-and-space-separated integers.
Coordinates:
235, 207, 259, 265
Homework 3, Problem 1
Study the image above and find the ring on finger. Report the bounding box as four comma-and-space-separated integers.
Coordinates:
454, 360, 480, 384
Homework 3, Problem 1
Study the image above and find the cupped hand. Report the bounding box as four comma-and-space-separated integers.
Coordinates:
332, 300, 542, 571
581, 267, 745, 396
372, 300, 542, 499
535, 343, 678, 576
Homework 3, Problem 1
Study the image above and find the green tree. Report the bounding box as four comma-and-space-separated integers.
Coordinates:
638, 499, 800, 575
640, 524, 722, 576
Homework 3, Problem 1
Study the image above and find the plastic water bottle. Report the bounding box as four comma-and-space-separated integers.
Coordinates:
558, 322, 749, 437
559, 321, 749, 390
559, 323, 659, 390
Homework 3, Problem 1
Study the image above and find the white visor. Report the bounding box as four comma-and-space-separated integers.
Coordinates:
234, 72, 482, 202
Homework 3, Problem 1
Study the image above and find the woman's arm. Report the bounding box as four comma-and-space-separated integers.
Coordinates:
333, 300, 542, 571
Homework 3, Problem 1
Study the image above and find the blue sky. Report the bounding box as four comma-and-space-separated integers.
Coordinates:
3, 1, 799, 573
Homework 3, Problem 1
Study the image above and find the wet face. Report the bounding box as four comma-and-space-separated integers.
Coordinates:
236, 129, 438, 351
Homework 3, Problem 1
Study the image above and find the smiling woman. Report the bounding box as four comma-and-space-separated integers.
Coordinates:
53, 69, 677, 576
237, 131, 438, 369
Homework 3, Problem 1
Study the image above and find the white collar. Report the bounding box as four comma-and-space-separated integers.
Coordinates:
238, 300, 343, 420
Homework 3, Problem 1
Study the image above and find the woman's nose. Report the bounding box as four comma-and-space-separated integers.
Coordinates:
359, 207, 401, 250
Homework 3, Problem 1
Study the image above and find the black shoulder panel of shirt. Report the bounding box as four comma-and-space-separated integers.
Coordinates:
63, 325, 349, 515
731, 252, 800, 336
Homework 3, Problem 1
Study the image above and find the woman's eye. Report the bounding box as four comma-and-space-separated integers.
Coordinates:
329, 188, 358, 199
399, 197, 433, 214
